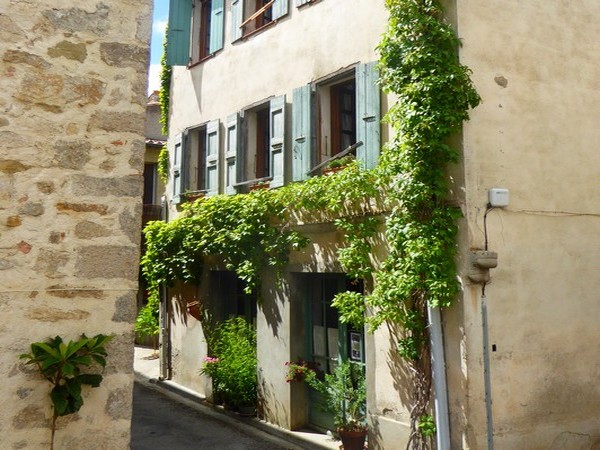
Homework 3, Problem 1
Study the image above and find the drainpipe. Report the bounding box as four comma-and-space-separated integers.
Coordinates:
481, 285, 494, 450
428, 305, 451, 450
159, 195, 171, 380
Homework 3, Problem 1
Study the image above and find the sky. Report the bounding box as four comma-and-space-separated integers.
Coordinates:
148, 0, 169, 94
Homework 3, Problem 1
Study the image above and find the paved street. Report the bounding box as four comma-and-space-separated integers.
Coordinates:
130, 382, 297, 450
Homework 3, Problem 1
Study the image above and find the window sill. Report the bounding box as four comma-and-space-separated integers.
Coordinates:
188, 52, 218, 69
235, 20, 277, 43
297, 0, 319, 9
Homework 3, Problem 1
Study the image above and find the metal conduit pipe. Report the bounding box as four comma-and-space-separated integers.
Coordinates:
428, 305, 451, 450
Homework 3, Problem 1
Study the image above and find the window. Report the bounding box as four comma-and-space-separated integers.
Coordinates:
326, 78, 357, 158
167, 0, 224, 65
143, 163, 158, 206
172, 120, 220, 204
291, 62, 380, 181
211, 271, 257, 325
231, 0, 288, 41
230, 96, 286, 191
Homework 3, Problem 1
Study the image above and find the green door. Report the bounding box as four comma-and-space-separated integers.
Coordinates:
305, 274, 365, 431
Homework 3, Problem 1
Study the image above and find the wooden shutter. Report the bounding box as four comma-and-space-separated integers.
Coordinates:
356, 62, 381, 170
295, 0, 311, 6
292, 84, 312, 181
231, 0, 243, 42
269, 96, 286, 188
172, 133, 184, 203
225, 113, 240, 195
272, 0, 289, 20
205, 119, 220, 196
209, 0, 225, 54
167, 0, 192, 66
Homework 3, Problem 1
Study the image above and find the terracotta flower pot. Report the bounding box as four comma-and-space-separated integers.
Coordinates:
186, 301, 202, 321
338, 427, 367, 450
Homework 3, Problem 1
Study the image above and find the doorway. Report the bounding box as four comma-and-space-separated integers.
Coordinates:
303, 274, 365, 430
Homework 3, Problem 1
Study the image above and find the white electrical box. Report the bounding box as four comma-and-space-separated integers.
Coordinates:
488, 188, 509, 207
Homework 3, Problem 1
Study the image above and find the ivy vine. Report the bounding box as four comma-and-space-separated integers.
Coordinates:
157, 26, 172, 185
141, 0, 479, 446
371, 0, 480, 447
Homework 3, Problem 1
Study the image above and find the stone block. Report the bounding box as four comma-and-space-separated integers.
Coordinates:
56, 202, 109, 215
2, 50, 51, 69
75, 245, 139, 280
42, 4, 109, 35
112, 293, 137, 323
34, 249, 69, 277
12, 405, 49, 430
70, 175, 142, 198
26, 306, 91, 322
47, 41, 87, 62
100, 42, 148, 69
0, 160, 29, 174
88, 110, 146, 134
52, 139, 92, 170
74, 221, 111, 239
19, 202, 44, 216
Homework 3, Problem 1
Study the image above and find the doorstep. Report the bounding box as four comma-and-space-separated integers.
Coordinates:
133, 346, 339, 450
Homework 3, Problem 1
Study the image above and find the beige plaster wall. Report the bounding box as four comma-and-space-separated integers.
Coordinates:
451, 0, 600, 448
0, 1, 151, 448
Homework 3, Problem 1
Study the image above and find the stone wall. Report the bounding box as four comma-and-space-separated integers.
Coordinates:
0, 1, 151, 448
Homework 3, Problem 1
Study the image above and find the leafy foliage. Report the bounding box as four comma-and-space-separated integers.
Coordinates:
135, 290, 160, 338
159, 26, 172, 137
20, 334, 112, 449
304, 361, 367, 432
203, 317, 257, 409
372, 0, 480, 446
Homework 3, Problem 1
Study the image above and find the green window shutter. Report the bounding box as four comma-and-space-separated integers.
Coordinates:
205, 119, 220, 196
272, 0, 289, 20
225, 113, 240, 195
209, 0, 225, 53
167, 0, 192, 66
231, 0, 243, 42
295, 0, 310, 6
292, 84, 312, 181
355, 62, 381, 170
269, 95, 286, 188
172, 133, 184, 203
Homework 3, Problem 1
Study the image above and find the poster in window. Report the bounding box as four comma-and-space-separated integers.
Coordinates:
350, 332, 362, 361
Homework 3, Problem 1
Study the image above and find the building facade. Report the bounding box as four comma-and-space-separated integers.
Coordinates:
162, 0, 600, 448
0, 1, 151, 448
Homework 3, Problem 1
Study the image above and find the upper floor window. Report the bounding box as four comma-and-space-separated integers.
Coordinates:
167, 0, 224, 65
231, 0, 288, 41
172, 120, 220, 204
292, 62, 380, 181
229, 96, 286, 192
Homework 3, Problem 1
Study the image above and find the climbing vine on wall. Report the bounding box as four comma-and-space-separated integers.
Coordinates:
371, 0, 480, 447
140, 0, 479, 446
157, 26, 172, 185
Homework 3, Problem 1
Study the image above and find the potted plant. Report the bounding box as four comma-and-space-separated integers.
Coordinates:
304, 360, 367, 450
285, 359, 319, 383
202, 317, 257, 414
323, 154, 355, 175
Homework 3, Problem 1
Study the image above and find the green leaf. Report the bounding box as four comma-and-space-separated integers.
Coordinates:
78, 373, 103, 388
50, 386, 69, 416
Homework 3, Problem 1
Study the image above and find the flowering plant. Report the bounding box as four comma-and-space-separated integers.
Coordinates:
200, 356, 220, 378
285, 359, 317, 383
